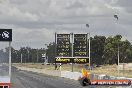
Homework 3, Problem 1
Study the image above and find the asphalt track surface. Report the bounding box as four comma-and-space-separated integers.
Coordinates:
0, 65, 118, 88
12, 69, 81, 88
11, 66, 89, 88
0, 64, 9, 76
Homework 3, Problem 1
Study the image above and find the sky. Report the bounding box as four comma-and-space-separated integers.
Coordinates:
0, 0, 132, 49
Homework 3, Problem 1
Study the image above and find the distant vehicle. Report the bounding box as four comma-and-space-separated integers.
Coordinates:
53, 63, 62, 65
42, 63, 50, 65
0, 64, 2, 67
96, 65, 101, 67
69, 63, 72, 65
45, 63, 50, 65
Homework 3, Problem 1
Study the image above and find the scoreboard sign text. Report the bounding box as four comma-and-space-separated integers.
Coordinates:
0, 29, 12, 41
55, 57, 89, 63
73, 58, 89, 63
55, 58, 71, 63
56, 34, 71, 57
74, 34, 87, 57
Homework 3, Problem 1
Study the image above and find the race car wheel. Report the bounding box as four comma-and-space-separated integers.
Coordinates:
79, 77, 90, 86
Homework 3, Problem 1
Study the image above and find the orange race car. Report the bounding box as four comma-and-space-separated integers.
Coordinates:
78, 68, 131, 86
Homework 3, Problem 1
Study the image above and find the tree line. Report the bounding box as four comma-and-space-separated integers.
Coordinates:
91, 35, 132, 65
0, 47, 46, 63
0, 35, 132, 65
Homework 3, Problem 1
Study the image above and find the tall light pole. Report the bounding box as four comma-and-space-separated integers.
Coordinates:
21, 53, 23, 63
114, 14, 120, 77
20, 48, 23, 63
37, 49, 39, 63
27, 49, 29, 63
45, 44, 48, 64
86, 24, 91, 71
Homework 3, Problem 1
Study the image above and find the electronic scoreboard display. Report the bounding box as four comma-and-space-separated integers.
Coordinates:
74, 34, 87, 57
56, 34, 71, 57
55, 33, 89, 63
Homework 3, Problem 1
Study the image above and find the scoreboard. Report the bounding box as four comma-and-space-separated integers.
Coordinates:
55, 33, 89, 63
56, 34, 71, 57
74, 34, 87, 57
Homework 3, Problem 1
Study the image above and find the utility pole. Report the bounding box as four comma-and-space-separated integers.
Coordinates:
37, 49, 39, 63
45, 44, 48, 64
114, 14, 119, 77
117, 40, 120, 77
27, 49, 29, 63
21, 53, 23, 63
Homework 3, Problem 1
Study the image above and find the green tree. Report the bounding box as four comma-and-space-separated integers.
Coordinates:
46, 42, 56, 63
119, 40, 132, 63
103, 35, 122, 64
91, 35, 106, 65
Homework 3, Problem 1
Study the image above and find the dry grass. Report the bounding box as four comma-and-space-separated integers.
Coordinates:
90, 64, 132, 78
13, 63, 132, 78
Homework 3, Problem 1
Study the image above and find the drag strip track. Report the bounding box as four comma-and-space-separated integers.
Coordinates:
11, 67, 85, 88
11, 66, 110, 88
0, 65, 116, 88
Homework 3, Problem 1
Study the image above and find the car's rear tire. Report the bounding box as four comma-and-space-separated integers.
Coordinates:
79, 77, 90, 86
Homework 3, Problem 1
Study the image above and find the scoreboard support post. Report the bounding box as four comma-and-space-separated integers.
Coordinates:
71, 33, 74, 72
0, 29, 12, 88
55, 32, 57, 70
88, 33, 91, 71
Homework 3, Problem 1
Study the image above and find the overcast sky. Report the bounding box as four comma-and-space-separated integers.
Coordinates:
0, 0, 132, 49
